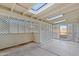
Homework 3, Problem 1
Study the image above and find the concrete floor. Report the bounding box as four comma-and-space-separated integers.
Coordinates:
0, 43, 57, 56
40, 39, 79, 56
0, 39, 79, 56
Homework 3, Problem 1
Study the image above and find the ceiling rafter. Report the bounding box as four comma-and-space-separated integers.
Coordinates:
11, 3, 16, 12
37, 4, 74, 19
16, 3, 28, 15
16, 3, 28, 10
0, 3, 53, 24
16, 3, 44, 23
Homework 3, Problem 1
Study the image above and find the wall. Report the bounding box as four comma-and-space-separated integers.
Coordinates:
73, 23, 79, 42
39, 21, 52, 44
0, 13, 36, 49
33, 32, 40, 43
32, 21, 53, 44
0, 33, 34, 49
0, 8, 54, 46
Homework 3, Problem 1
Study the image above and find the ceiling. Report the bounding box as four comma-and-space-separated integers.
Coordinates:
0, 3, 79, 24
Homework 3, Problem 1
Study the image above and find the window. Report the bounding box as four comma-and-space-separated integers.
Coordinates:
32, 3, 47, 11
60, 25, 67, 35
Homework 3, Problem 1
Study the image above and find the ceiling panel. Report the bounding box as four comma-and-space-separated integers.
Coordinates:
36, 3, 78, 19
49, 8, 79, 23
0, 3, 79, 24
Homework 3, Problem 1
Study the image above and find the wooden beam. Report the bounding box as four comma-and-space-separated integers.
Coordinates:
11, 3, 16, 12
0, 4, 52, 24
16, 3, 29, 16
16, 3, 28, 10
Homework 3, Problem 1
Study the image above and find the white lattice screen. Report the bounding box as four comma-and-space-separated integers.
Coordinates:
0, 15, 40, 33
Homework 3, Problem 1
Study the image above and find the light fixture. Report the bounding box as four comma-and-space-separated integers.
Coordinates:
47, 14, 64, 20
54, 19, 66, 24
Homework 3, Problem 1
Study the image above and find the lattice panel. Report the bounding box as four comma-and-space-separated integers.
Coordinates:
0, 15, 40, 34
0, 16, 9, 33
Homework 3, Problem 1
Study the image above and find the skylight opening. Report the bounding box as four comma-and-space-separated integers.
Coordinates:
29, 3, 54, 14
32, 3, 47, 11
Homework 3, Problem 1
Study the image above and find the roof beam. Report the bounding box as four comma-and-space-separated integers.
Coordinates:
16, 3, 28, 10
16, 3, 29, 16
0, 4, 52, 24
11, 3, 16, 12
